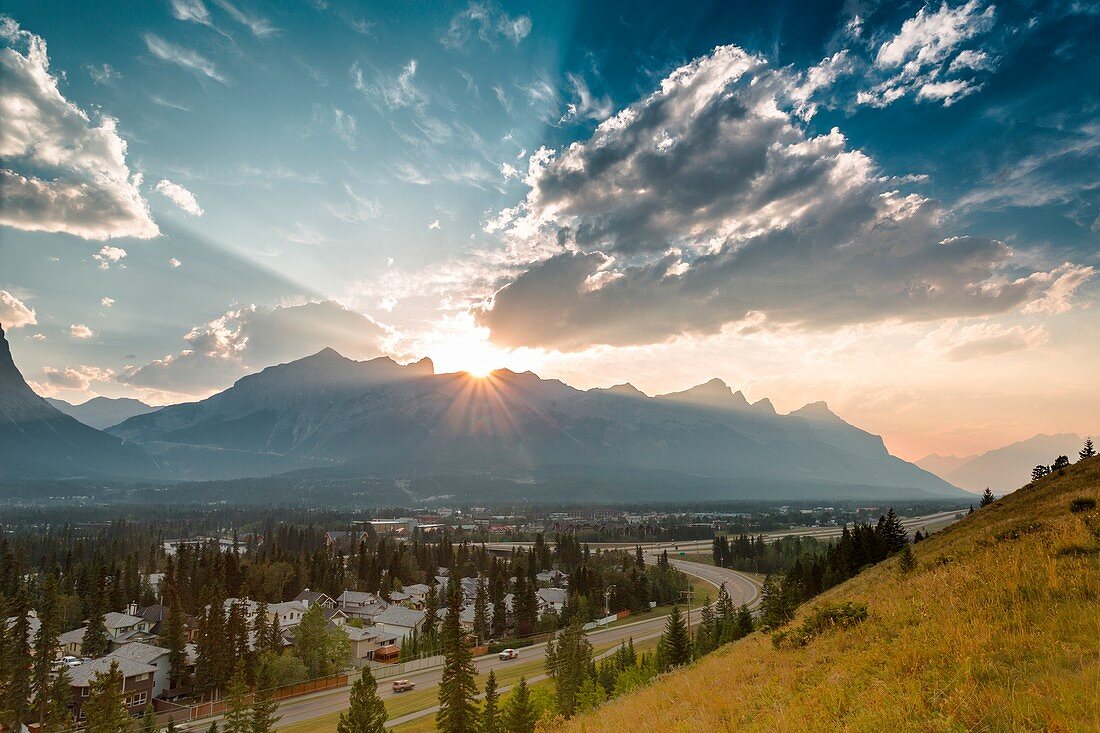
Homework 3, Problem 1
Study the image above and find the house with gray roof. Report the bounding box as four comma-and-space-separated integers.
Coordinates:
104, 642, 171, 697
68, 656, 156, 721
371, 606, 425, 641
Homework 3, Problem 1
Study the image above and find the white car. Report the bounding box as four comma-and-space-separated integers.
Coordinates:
61, 655, 82, 667
498, 649, 519, 660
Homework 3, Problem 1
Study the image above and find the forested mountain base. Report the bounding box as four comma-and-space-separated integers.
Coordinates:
557, 456, 1100, 732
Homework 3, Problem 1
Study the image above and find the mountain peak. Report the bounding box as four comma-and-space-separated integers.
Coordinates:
790, 400, 840, 421
751, 397, 776, 414
657, 378, 752, 409
607, 382, 645, 397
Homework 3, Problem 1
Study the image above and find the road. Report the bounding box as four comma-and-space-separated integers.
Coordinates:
233, 558, 760, 730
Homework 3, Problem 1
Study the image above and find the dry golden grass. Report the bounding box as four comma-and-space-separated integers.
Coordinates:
560, 458, 1100, 733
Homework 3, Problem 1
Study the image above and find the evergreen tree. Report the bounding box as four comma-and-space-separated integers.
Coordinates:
479, 670, 501, 733
41, 665, 74, 733
1052, 455, 1071, 471
164, 585, 188, 690
878, 508, 908, 553
222, 663, 251, 733
336, 666, 386, 733
436, 578, 479, 733
544, 616, 592, 717
502, 677, 537, 733
1080, 436, 1096, 461
251, 658, 281, 733
140, 704, 157, 733
1031, 464, 1050, 482
473, 575, 490, 644
32, 575, 62, 726
661, 605, 691, 668
82, 586, 110, 658
84, 661, 131, 733
735, 604, 754, 638
979, 488, 996, 507
898, 546, 917, 573
3, 583, 31, 730
424, 583, 440, 638
295, 602, 349, 678
758, 575, 793, 630
575, 676, 606, 713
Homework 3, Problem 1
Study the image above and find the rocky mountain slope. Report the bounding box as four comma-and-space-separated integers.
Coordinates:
917, 433, 1085, 494
46, 395, 157, 430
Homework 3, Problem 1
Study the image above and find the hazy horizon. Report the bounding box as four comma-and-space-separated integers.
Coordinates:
2, 1, 1098, 462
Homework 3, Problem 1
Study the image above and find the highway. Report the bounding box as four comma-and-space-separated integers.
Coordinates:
238, 558, 760, 730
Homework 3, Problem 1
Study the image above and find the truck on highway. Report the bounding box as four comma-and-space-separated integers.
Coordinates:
498, 648, 519, 660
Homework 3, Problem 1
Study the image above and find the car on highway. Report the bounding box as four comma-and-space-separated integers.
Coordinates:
391, 679, 415, 693
498, 648, 519, 660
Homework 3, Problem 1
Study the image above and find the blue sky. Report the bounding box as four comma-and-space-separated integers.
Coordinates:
1, 1, 1098, 458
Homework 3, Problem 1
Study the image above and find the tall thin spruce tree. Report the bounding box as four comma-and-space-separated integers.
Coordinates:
337, 667, 386, 733
436, 578, 478, 733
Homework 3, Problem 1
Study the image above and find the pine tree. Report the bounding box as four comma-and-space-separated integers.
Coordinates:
1052, 455, 1071, 471
82, 585, 110, 658
41, 665, 74, 733
480, 670, 501, 733
84, 661, 131, 733
1031, 464, 1050, 482
898, 546, 917, 573
473, 575, 490, 644
979, 488, 995, 507
1080, 436, 1096, 461
4, 582, 31, 730
164, 585, 187, 690
503, 677, 537, 733
436, 578, 478, 733
296, 603, 329, 678
222, 663, 251, 733
32, 575, 62, 726
575, 675, 606, 713
878, 508, 908, 553
544, 616, 592, 717
140, 704, 157, 733
735, 604, 754, 638
661, 605, 691, 668
251, 658, 281, 733
336, 666, 386, 733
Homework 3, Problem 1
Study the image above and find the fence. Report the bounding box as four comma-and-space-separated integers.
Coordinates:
367, 654, 445, 679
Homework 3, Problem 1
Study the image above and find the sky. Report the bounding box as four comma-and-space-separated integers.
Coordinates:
1, 0, 1098, 461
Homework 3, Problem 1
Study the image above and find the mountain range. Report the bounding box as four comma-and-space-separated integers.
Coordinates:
1, 322, 966, 500
916, 433, 1085, 495
46, 395, 156, 430
0, 324, 158, 480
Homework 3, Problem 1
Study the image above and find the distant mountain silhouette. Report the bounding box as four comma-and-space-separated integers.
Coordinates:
0, 323, 158, 479
917, 433, 1085, 494
108, 348, 965, 499
47, 395, 157, 430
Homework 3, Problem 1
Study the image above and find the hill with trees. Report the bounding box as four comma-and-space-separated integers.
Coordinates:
554, 453, 1100, 731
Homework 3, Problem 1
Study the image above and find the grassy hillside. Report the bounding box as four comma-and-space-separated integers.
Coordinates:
560, 457, 1100, 732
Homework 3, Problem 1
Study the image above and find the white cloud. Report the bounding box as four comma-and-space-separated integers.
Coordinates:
101, 296, 115, 307
352, 58, 424, 110
277, 222, 328, 246
440, 2, 532, 49
169, 257, 182, 268
0, 289, 37, 328
69, 324, 94, 339
169, 0, 213, 27
477, 44, 1091, 350
0, 18, 159, 240
212, 0, 276, 38
155, 179, 205, 216
119, 300, 388, 394
920, 321, 1050, 361
93, 245, 127, 269
327, 183, 381, 223
144, 33, 227, 84
42, 364, 113, 390
332, 107, 357, 149
500, 162, 519, 180
429, 219, 441, 230
559, 73, 612, 124
87, 63, 121, 85
861, 0, 997, 108
30, 333, 45, 341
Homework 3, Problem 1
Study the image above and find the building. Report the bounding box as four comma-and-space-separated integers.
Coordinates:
294, 589, 337, 609
68, 657, 156, 721
58, 611, 156, 656
536, 588, 567, 617
371, 606, 425, 641
267, 601, 310, 629
336, 590, 388, 620
136, 605, 199, 643
103, 642, 172, 698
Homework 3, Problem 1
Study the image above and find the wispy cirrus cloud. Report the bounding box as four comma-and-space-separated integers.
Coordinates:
144, 33, 228, 84
440, 2, 532, 50
155, 179, 205, 216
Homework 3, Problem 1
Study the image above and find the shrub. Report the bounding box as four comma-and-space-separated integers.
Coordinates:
994, 522, 1043, 542
772, 601, 868, 649
1069, 497, 1097, 513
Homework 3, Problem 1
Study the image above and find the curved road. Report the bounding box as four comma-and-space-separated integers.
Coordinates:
188, 558, 758, 730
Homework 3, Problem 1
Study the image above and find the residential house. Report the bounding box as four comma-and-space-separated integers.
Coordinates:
58, 611, 156, 656
536, 570, 568, 587
371, 606, 425, 642
137, 604, 199, 643
69, 657, 155, 721
536, 588, 567, 618
267, 600, 310, 628
294, 589, 336, 609
103, 642, 171, 698
336, 590, 388, 620
402, 584, 431, 608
